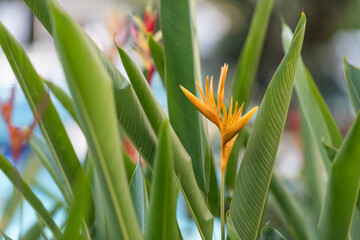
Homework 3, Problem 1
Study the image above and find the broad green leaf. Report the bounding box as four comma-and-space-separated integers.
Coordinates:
228, 14, 306, 240
130, 162, 149, 233
260, 224, 287, 240
25, 0, 213, 237
281, 22, 342, 173
318, 112, 360, 240
148, 35, 165, 86
0, 154, 62, 239
0, 21, 93, 212
63, 174, 91, 240
160, 0, 208, 193
343, 57, 360, 113
145, 121, 178, 240
270, 172, 312, 239
43, 79, 77, 121
231, 0, 274, 110
226, 0, 274, 195
50, 5, 142, 239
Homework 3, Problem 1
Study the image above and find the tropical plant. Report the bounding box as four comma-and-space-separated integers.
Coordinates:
0, 0, 360, 239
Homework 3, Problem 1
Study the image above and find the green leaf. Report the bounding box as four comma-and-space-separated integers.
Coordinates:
260, 224, 287, 240
343, 57, 360, 113
281, 22, 342, 173
226, 0, 274, 195
231, 0, 274, 110
123, 150, 137, 183
26, 1, 213, 237
50, 5, 142, 239
148, 35, 165, 87
117, 47, 166, 135
22, 203, 62, 240
130, 162, 149, 233
160, 0, 208, 193
300, 112, 325, 218
0, 154, 62, 239
0, 21, 92, 212
225, 127, 249, 197
29, 134, 72, 203
206, 153, 219, 215
43, 79, 77, 121
1, 156, 41, 229
116, 46, 213, 237
321, 137, 338, 161
63, 174, 91, 240
318, 112, 360, 240
1, 228, 13, 240
145, 121, 178, 240
228, 13, 306, 240
270, 172, 312, 239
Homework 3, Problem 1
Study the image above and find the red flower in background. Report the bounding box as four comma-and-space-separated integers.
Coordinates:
131, 4, 161, 84
0, 87, 36, 163
0, 87, 48, 164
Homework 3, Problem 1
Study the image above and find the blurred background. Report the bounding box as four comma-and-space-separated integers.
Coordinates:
1, 0, 360, 239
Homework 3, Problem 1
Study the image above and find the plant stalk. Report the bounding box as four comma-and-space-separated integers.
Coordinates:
221, 172, 225, 240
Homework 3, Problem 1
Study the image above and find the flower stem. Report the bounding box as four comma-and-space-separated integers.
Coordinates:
221, 172, 225, 240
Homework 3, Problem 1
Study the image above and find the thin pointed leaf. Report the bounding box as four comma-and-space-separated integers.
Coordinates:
228, 14, 306, 240
343, 57, 360, 113
22, 203, 62, 240
0, 154, 62, 239
62, 174, 90, 240
300, 111, 325, 218
145, 121, 178, 240
148, 35, 165, 86
227, 0, 274, 194
1, 156, 41, 229
231, 0, 274, 110
1, 229, 13, 240
270, 173, 312, 239
130, 163, 149, 233
50, 4, 142, 239
160, 0, 208, 194
318, 112, 360, 240
281, 22, 342, 173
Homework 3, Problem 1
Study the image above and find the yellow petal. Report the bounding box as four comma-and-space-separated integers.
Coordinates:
196, 82, 207, 104
222, 106, 258, 144
209, 76, 216, 110
180, 85, 221, 129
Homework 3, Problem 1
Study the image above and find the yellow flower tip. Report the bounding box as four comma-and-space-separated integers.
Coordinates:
222, 106, 258, 147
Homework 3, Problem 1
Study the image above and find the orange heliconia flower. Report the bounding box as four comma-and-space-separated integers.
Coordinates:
180, 63, 258, 173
